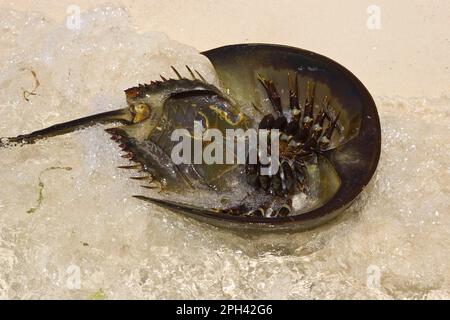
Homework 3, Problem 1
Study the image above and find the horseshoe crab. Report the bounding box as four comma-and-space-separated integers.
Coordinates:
0, 44, 381, 231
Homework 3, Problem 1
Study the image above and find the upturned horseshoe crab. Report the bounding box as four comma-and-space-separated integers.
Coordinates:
0, 44, 381, 231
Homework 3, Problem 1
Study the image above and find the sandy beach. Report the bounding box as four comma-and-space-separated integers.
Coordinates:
2, 0, 449, 98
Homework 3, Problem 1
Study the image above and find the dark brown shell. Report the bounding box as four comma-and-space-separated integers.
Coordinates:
167, 44, 381, 231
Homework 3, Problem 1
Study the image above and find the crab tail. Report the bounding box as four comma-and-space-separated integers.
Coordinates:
0, 108, 133, 148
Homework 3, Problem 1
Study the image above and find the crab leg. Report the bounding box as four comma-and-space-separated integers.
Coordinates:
318, 112, 341, 150
257, 73, 283, 115
296, 81, 316, 142
288, 72, 299, 111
